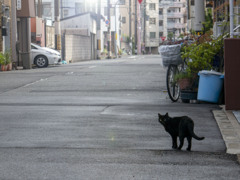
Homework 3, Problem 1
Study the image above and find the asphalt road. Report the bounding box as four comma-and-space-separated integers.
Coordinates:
0, 55, 239, 179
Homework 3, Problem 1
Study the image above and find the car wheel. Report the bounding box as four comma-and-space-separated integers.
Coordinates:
35, 55, 48, 68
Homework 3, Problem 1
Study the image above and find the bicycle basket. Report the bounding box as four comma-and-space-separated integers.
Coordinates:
159, 44, 183, 68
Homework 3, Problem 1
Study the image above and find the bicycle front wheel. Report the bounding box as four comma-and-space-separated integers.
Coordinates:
166, 64, 180, 102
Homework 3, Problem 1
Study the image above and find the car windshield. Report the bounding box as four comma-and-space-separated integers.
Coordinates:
31, 43, 42, 48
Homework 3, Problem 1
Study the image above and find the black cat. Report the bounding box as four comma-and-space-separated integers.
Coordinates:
158, 113, 205, 151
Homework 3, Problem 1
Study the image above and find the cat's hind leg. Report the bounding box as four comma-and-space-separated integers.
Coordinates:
186, 136, 192, 151
178, 136, 184, 150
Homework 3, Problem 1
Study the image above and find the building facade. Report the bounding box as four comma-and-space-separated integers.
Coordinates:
213, 0, 240, 37
159, 0, 187, 43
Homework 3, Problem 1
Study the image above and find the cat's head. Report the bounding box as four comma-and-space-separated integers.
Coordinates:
158, 113, 169, 127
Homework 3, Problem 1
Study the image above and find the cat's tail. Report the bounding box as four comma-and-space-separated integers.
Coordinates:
192, 134, 205, 141
188, 125, 205, 140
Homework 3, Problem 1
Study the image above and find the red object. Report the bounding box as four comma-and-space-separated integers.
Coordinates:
161, 37, 166, 41
138, 0, 143, 4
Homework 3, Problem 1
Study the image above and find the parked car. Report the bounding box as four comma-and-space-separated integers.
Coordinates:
31, 43, 62, 68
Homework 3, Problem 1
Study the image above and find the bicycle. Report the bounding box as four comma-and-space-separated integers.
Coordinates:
159, 44, 184, 102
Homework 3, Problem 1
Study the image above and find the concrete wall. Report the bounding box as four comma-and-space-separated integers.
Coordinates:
64, 34, 91, 62
61, 13, 97, 62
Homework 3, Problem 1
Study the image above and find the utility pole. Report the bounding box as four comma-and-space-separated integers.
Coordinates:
97, 0, 101, 59
135, 0, 137, 54
129, 0, 132, 55
107, 0, 111, 58
38, 0, 42, 18
137, 0, 141, 54
54, 0, 61, 51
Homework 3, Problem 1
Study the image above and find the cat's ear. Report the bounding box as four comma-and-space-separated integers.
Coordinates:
158, 113, 161, 117
165, 112, 169, 117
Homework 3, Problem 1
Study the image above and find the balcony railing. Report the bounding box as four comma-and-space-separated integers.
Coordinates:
167, 22, 185, 29
167, 12, 184, 18
159, 1, 184, 8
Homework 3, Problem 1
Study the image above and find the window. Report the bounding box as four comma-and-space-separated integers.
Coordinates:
159, 32, 163, 37
122, 17, 126, 23
119, 0, 125, 5
168, 18, 175, 23
159, 9, 163, 15
149, 18, 156, 24
159, 20, 163, 26
191, 0, 194, 6
149, 3, 155, 10
42, 3, 52, 17
150, 32, 156, 39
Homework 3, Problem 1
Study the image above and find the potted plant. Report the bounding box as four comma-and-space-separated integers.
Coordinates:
178, 32, 224, 102
0, 52, 7, 71
174, 71, 194, 90
4, 51, 12, 71
0, 51, 13, 71
118, 49, 122, 58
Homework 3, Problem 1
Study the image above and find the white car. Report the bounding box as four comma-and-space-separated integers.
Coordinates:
31, 43, 62, 68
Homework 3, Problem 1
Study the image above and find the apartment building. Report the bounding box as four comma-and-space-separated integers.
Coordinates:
143, 0, 159, 53
159, 0, 187, 43
142, 0, 187, 53
213, 0, 240, 37
119, 0, 136, 53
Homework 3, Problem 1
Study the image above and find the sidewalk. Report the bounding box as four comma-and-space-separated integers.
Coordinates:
213, 106, 240, 161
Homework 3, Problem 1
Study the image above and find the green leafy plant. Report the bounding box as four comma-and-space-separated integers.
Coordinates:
0, 52, 6, 65
168, 32, 173, 41
4, 51, 11, 65
174, 71, 193, 83
181, 34, 223, 76
118, 49, 122, 55
202, 8, 213, 33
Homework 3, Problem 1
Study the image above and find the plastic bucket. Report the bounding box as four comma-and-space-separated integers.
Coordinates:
197, 70, 224, 103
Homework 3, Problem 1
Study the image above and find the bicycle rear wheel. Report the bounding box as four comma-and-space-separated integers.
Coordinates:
166, 64, 180, 102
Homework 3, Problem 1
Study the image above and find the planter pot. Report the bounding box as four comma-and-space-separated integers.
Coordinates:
181, 90, 198, 103
0, 65, 7, 71
7, 63, 12, 71
177, 78, 192, 90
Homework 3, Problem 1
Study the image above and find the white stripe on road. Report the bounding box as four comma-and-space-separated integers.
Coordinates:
89, 66, 96, 69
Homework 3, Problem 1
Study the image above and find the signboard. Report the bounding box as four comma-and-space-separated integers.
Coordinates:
105, 19, 110, 25
17, 0, 22, 10
138, 0, 143, 4
160, 37, 166, 41
17, 0, 35, 18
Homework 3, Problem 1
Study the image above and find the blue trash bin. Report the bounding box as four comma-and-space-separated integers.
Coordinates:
197, 70, 224, 103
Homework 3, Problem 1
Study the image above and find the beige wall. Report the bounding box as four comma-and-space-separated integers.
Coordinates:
119, 0, 136, 50
64, 34, 91, 63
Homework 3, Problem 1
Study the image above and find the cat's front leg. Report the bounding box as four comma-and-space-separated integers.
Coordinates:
171, 135, 178, 149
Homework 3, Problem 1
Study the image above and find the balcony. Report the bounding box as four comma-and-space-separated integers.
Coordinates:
159, 1, 184, 8
167, 12, 184, 19
169, 2, 184, 8
167, 22, 185, 29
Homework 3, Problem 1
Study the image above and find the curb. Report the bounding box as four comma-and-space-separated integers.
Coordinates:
213, 107, 240, 163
